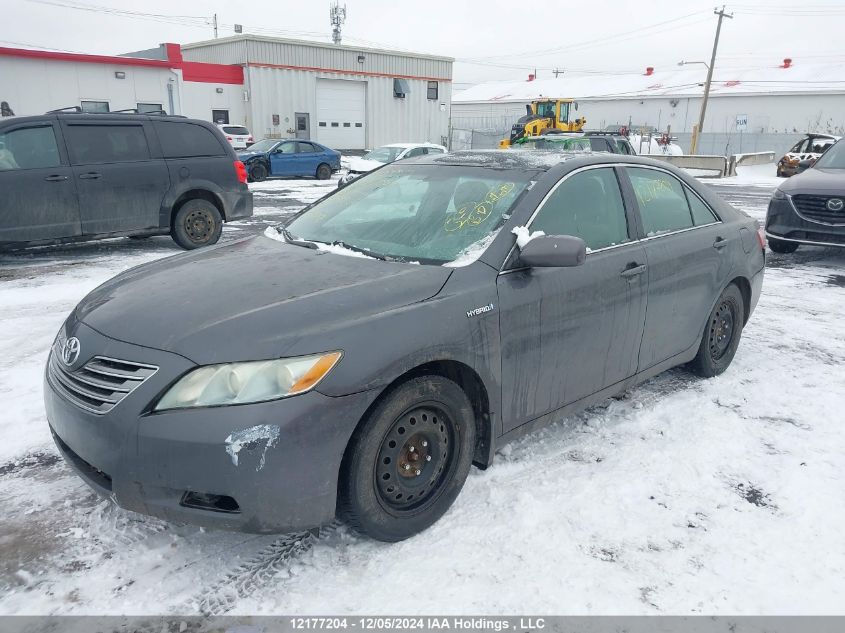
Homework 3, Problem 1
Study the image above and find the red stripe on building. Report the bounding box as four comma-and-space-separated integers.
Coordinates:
0, 44, 243, 85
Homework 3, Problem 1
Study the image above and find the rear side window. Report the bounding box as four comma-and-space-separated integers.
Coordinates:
154, 122, 226, 158
588, 138, 610, 152
65, 124, 150, 164
297, 142, 317, 153
531, 168, 630, 251
0, 125, 61, 170
686, 190, 718, 225
627, 168, 694, 236
222, 126, 249, 135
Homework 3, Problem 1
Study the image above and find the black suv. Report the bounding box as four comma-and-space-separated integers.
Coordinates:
0, 111, 252, 250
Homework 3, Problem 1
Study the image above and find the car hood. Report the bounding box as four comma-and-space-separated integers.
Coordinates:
348, 157, 385, 173
781, 167, 845, 194
74, 236, 451, 364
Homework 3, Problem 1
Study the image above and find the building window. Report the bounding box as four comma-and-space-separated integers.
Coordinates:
331, 122, 339, 127
212, 109, 230, 124
137, 103, 163, 114
81, 101, 109, 113
343, 122, 351, 127
393, 78, 410, 99
427, 81, 438, 100
318, 122, 327, 127
355, 122, 363, 127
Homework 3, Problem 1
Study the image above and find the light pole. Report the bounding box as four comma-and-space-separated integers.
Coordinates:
686, 6, 733, 155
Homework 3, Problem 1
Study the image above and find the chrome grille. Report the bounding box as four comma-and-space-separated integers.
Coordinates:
47, 350, 158, 415
792, 195, 845, 226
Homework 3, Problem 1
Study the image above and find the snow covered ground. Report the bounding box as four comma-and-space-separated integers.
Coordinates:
1, 172, 843, 616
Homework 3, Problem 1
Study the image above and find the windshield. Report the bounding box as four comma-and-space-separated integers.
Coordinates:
362, 146, 405, 163
284, 164, 533, 264
813, 140, 845, 168
246, 139, 277, 153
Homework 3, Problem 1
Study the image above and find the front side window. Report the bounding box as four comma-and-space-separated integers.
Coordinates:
404, 147, 427, 158
65, 124, 150, 164
531, 168, 630, 251
285, 164, 533, 264
276, 142, 297, 154
154, 122, 225, 158
427, 81, 438, 100
627, 167, 695, 236
0, 125, 61, 171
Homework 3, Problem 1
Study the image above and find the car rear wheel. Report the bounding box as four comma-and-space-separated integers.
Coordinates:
338, 376, 476, 542
768, 238, 799, 254
316, 163, 332, 180
171, 199, 223, 250
690, 284, 745, 378
249, 163, 268, 182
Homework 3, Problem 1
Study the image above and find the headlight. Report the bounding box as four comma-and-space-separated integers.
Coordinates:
773, 188, 787, 200
154, 351, 342, 410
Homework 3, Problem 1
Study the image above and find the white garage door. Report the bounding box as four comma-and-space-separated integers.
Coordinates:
316, 79, 366, 150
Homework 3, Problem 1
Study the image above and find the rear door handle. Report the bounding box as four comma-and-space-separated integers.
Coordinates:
79, 172, 101, 180
620, 264, 647, 278
44, 175, 68, 182
713, 237, 728, 250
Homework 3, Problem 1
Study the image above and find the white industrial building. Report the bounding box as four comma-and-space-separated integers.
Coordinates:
180, 35, 452, 149
0, 36, 453, 151
451, 60, 845, 153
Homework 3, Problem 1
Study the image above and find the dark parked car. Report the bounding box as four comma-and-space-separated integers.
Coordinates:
237, 139, 341, 182
766, 137, 845, 253
0, 112, 252, 250
45, 152, 764, 542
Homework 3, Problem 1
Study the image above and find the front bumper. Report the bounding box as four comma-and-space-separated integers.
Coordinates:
45, 321, 379, 533
765, 196, 845, 247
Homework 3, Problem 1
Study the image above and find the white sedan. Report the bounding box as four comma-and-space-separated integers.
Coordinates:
339, 142, 447, 187
216, 124, 254, 150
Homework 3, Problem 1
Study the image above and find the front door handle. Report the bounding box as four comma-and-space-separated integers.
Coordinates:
713, 237, 728, 250
620, 263, 647, 278
44, 175, 68, 182
79, 172, 101, 180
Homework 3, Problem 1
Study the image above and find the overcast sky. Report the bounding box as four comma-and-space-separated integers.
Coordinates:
4, 0, 845, 87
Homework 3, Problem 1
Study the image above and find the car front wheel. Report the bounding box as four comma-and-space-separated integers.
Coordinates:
250, 163, 268, 182
338, 376, 476, 542
171, 199, 223, 250
768, 238, 799, 254
690, 283, 745, 378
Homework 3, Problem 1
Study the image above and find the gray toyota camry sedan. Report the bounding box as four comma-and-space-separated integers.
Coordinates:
45, 151, 765, 541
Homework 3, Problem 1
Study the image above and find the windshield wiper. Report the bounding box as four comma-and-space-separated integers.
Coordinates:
323, 240, 389, 261
280, 226, 318, 250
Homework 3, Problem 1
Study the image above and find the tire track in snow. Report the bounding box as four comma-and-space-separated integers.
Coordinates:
183, 523, 342, 616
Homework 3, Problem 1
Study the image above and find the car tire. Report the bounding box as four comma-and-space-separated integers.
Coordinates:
250, 163, 268, 183
171, 199, 223, 250
338, 375, 477, 542
316, 163, 332, 180
689, 283, 745, 378
768, 238, 799, 254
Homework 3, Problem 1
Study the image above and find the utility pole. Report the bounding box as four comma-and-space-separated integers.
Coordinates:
553, 68, 562, 78
691, 5, 732, 154
213, 13, 218, 39
330, 2, 347, 45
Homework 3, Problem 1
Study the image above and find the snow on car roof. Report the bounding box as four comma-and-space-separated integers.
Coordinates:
380, 142, 444, 148
419, 149, 588, 170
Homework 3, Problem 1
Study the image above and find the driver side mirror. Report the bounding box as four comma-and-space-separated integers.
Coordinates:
518, 235, 587, 268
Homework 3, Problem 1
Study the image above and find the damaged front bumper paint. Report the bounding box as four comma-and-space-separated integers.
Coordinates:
44, 323, 379, 533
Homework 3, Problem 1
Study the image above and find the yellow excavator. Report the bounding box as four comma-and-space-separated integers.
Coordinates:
499, 99, 586, 148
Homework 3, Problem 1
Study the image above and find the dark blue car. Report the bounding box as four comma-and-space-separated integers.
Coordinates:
238, 139, 341, 182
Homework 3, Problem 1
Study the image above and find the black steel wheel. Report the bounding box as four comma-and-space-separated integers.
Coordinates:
316, 163, 332, 180
338, 376, 476, 542
171, 199, 223, 250
250, 163, 268, 182
768, 238, 799, 254
690, 283, 745, 377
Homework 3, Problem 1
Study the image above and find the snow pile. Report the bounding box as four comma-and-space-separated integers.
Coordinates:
511, 225, 546, 249
443, 231, 501, 268
263, 226, 375, 260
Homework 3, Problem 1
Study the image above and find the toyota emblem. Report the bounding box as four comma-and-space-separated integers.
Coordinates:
827, 198, 844, 212
61, 337, 81, 366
